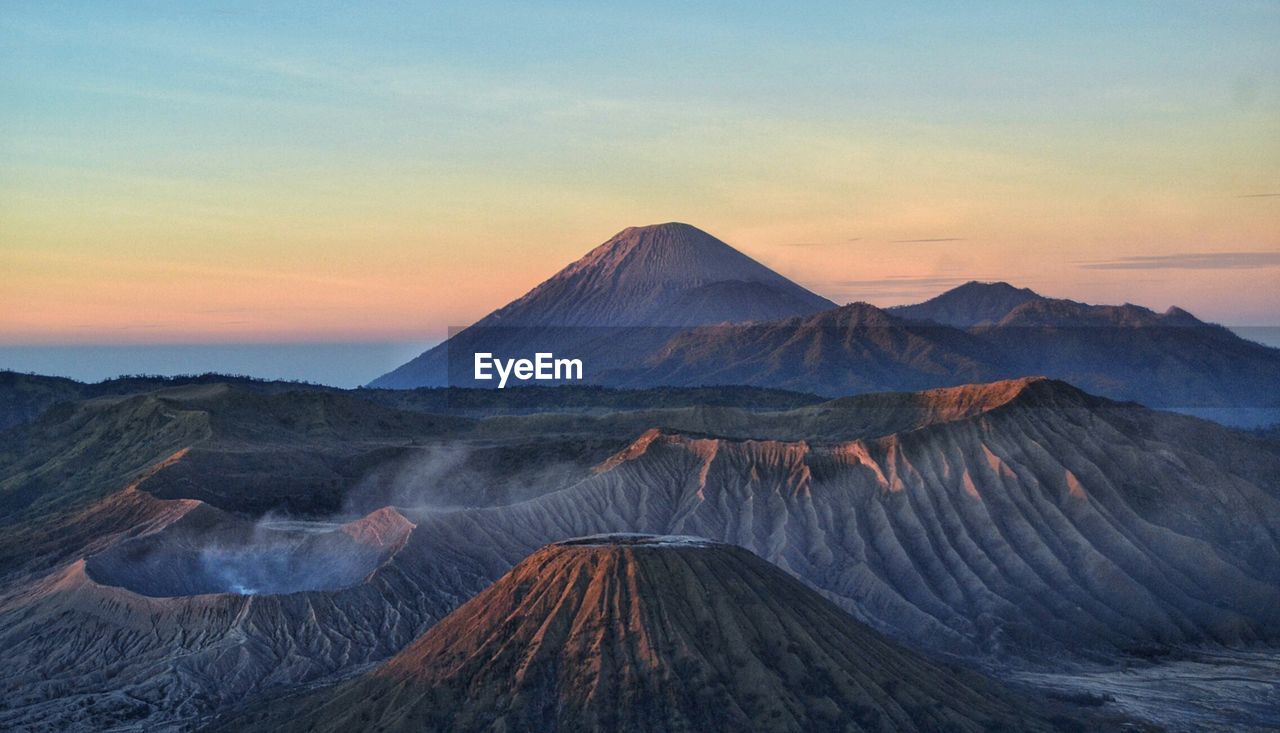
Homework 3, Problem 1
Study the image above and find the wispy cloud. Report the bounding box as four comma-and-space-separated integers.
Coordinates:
775, 238, 861, 247
77, 322, 171, 331
889, 237, 966, 243
1077, 252, 1280, 270
1236, 193, 1280, 198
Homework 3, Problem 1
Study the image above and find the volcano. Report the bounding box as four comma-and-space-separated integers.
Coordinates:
369, 223, 834, 388
3, 377, 1278, 730
378, 377, 1280, 658
221, 535, 1085, 732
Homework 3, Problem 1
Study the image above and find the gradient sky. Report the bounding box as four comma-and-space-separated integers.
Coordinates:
2, 1, 1279, 346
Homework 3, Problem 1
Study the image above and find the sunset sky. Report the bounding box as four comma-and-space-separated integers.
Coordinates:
2, 2, 1279, 348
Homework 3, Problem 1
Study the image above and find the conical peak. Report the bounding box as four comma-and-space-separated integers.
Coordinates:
340, 532, 1073, 733
368, 221, 835, 385
597, 222, 723, 254
778, 301, 898, 329
569, 222, 767, 283
610, 221, 708, 241
475, 222, 836, 327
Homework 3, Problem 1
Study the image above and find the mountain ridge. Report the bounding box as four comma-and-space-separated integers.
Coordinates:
606, 289, 1280, 409
371, 225, 1280, 413
608, 300, 998, 395
392, 385, 1280, 659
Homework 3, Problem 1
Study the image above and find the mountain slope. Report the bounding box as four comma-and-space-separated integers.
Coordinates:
369, 223, 835, 388
393, 378, 1280, 658
4, 378, 1277, 730
0, 384, 472, 581
478, 223, 834, 328
881, 282, 1280, 409
609, 302, 1001, 395
0, 372, 86, 433
222, 535, 1085, 733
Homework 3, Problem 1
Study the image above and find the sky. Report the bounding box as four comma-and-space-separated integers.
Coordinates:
2, 1, 1279, 352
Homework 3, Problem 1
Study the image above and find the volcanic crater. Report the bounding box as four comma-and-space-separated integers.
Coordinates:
85, 506, 413, 597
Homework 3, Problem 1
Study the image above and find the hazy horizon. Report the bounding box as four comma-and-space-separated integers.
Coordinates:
0, 342, 432, 389
5, 323, 1280, 389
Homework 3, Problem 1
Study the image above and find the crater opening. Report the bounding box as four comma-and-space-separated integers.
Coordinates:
557, 533, 719, 548
85, 507, 413, 597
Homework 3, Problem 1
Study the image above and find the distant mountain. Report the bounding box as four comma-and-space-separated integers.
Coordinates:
372, 227, 1280, 412
475, 222, 834, 328
369, 223, 835, 388
0, 371, 349, 433
0, 372, 84, 433
979, 295, 1280, 408
222, 535, 1084, 733
613, 283, 1280, 410
888, 280, 1043, 326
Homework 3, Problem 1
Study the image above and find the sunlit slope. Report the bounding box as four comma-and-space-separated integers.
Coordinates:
222, 536, 1086, 733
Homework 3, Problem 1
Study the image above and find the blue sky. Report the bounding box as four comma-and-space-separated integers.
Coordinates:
2, 1, 1278, 350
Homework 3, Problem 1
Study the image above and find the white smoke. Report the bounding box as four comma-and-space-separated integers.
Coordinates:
342, 442, 587, 514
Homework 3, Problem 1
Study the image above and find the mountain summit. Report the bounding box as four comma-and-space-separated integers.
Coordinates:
369, 223, 833, 388
887, 281, 1044, 327
488, 222, 835, 328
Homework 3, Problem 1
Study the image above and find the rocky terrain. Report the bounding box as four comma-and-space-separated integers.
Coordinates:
1, 376, 1278, 730
393, 378, 1280, 660
0, 504, 474, 732
216, 535, 1093, 733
